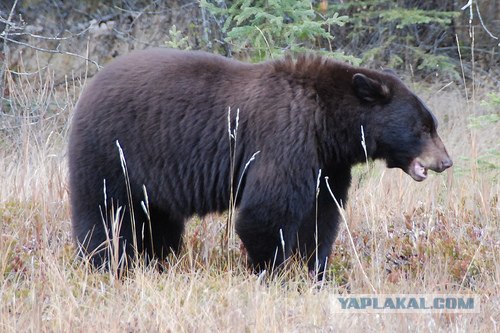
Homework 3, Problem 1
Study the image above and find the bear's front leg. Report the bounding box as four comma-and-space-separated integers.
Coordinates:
234, 160, 317, 273
235, 203, 303, 272
297, 202, 341, 279
297, 171, 350, 279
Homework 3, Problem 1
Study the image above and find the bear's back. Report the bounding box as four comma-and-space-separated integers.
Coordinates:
69, 49, 276, 218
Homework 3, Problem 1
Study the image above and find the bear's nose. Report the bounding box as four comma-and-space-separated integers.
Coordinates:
441, 158, 453, 170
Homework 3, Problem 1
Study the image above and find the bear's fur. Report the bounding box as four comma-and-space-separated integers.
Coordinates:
68, 48, 452, 272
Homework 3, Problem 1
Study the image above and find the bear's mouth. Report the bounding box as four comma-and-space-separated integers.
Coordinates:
407, 158, 428, 181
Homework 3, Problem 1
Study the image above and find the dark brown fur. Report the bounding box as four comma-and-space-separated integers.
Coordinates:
68, 48, 452, 273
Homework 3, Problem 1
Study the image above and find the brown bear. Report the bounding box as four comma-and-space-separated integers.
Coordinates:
68, 48, 452, 273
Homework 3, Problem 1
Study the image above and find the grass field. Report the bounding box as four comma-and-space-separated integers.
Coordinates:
0, 55, 498, 332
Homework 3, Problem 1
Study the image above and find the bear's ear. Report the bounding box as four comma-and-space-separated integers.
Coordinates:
352, 73, 391, 103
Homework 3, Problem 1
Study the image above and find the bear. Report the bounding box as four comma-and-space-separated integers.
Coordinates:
68, 48, 452, 274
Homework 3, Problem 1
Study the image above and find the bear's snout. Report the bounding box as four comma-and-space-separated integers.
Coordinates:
408, 134, 452, 181
439, 156, 453, 171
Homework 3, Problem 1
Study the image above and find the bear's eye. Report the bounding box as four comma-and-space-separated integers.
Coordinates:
424, 115, 437, 132
413, 96, 437, 132
421, 127, 432, 137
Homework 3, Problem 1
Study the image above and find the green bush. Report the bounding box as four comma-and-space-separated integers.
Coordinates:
202, 0, 462, 78
202, 0, 349, 61
328, 0, 460, 79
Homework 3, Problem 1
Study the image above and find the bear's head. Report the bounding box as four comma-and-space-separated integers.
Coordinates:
352, 72, 453, 181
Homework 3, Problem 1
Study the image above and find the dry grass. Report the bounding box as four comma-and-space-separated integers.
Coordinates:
0, 56, 499, 332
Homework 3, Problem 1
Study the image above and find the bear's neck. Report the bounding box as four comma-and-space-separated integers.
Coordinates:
271, 56, 376, 168
313, 64, 377, 168
312, 95, 375, 169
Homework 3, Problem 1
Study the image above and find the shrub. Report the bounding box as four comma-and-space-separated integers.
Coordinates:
201, 0, 349, 61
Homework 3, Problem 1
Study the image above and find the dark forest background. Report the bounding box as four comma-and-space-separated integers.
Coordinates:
1, 0, 498, 85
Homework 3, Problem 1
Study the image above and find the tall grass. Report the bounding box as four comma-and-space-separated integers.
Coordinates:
0, 53, 498, 331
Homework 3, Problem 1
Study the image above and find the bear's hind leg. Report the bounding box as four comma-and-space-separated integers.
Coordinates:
73, 213, 109, 269
73, 205, 136, 270
142, 206, 185, 263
